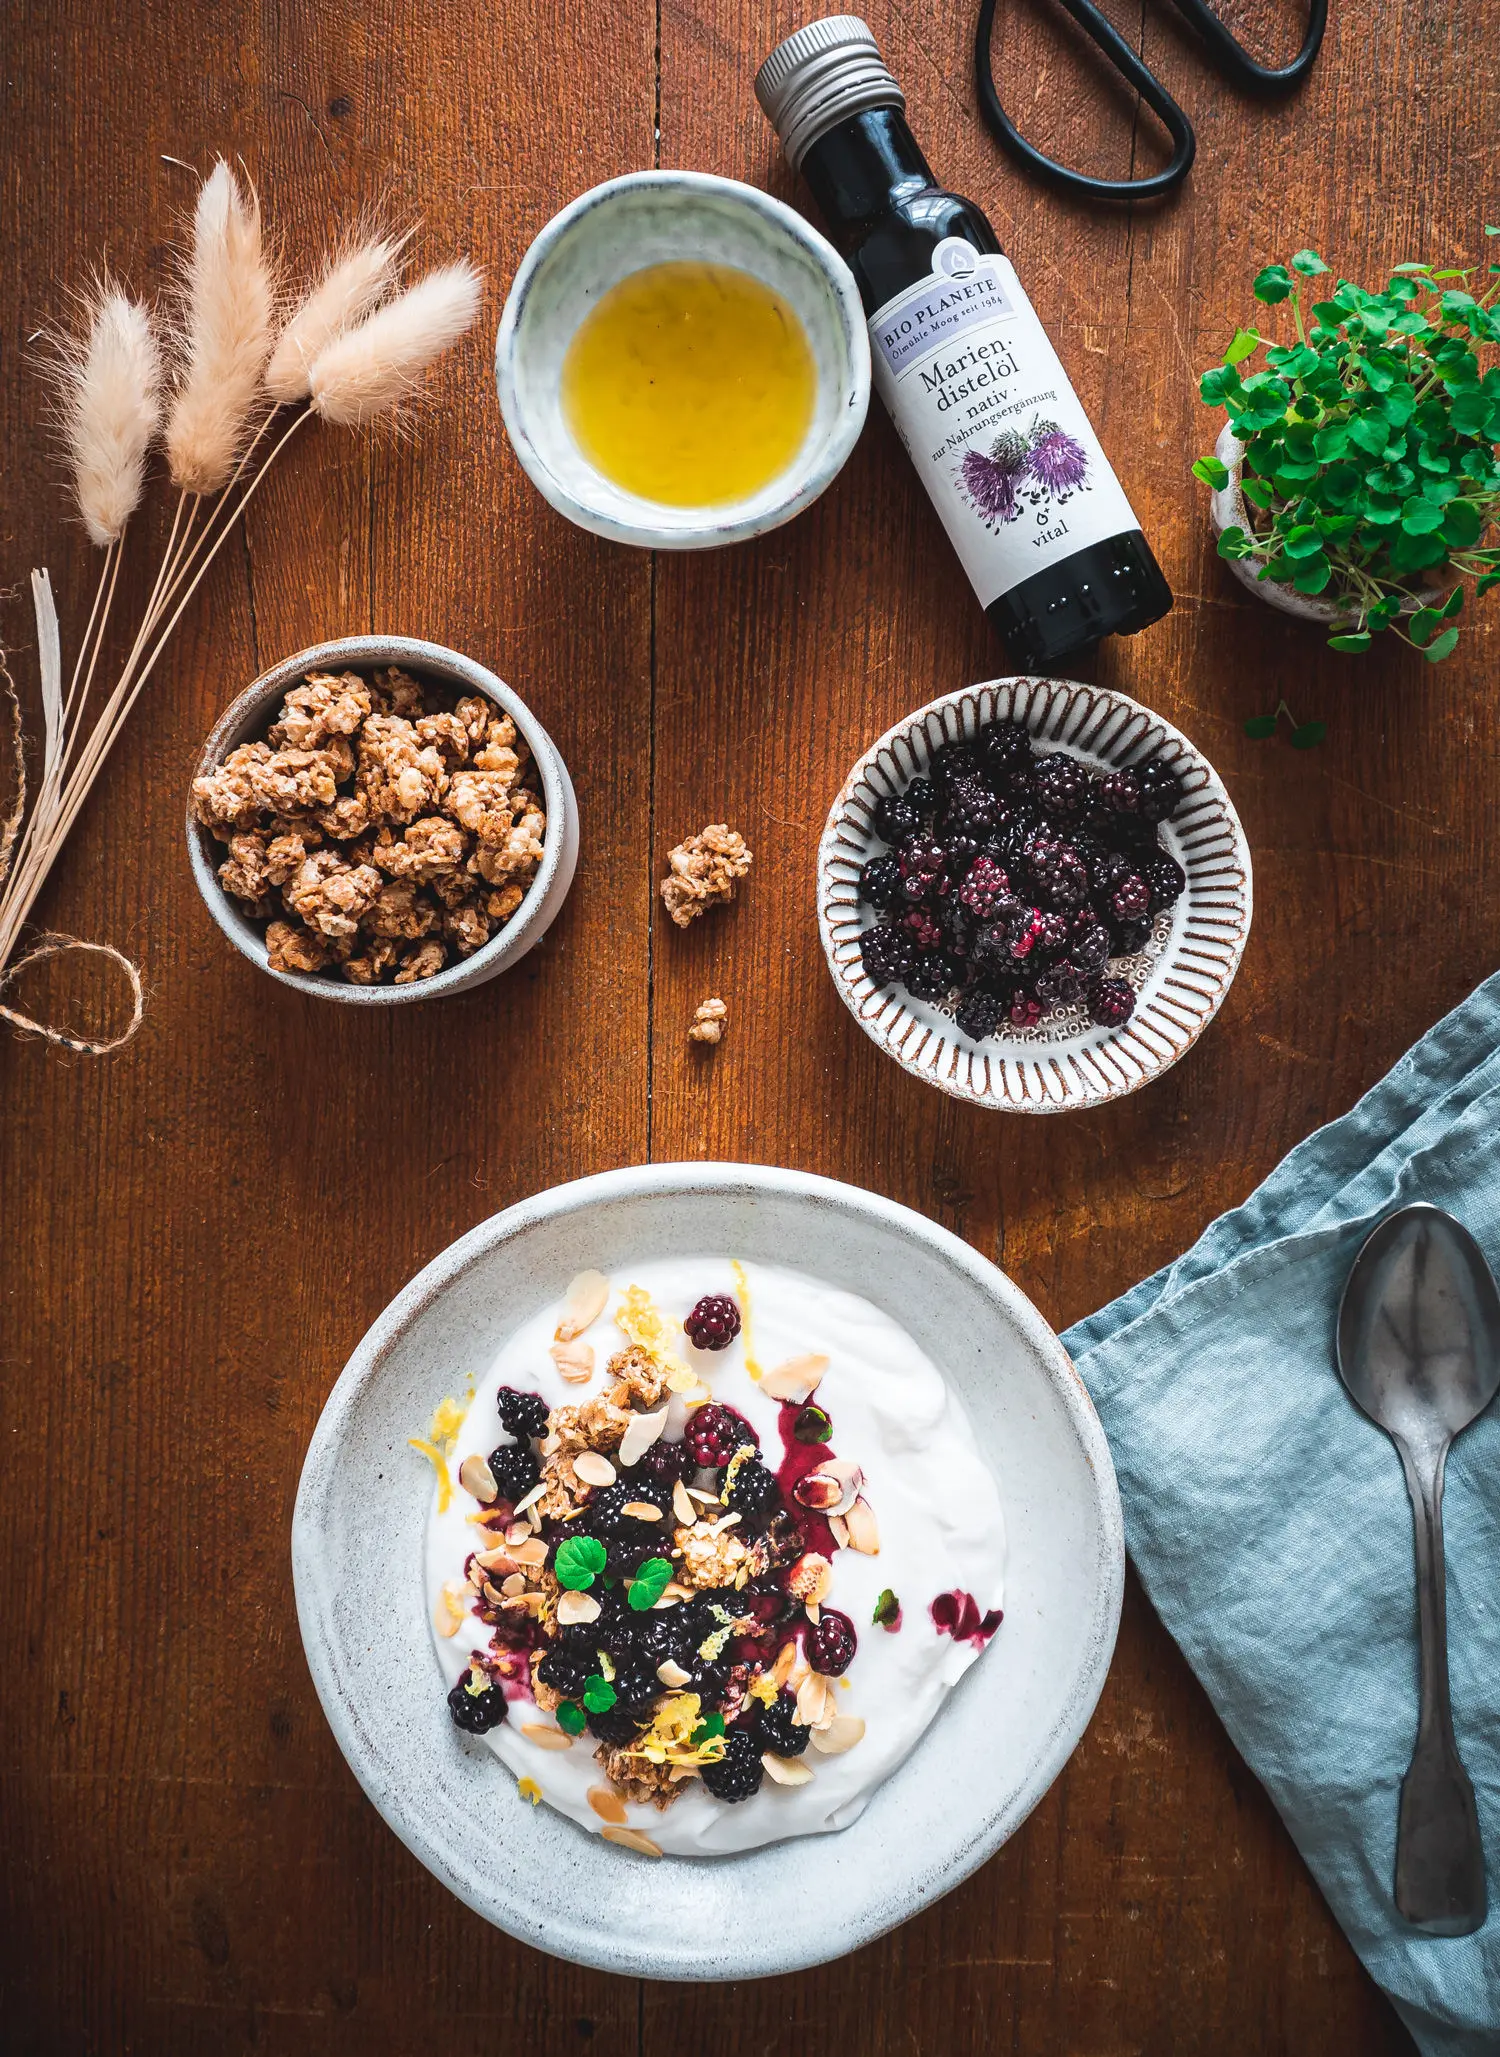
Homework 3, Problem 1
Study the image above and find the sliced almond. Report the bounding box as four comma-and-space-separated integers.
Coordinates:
434, 1582, 466, 1637
795, 1672, 833, 1729
759, 1353, 829, 1403
505, 1520, 531, 1546
556, 1269, 609, 1341
792, 1455, 862, 1517
587, 1784, 629, 1826
621, 1501, 662, 1521
482, 1578, 507, 1605
609, 1380, 632, 1408
618, 1403, 670, 1470
513, 1536, 548, 1568
458, 1453, 498, 1505
556, 1589, 601, 1625
573, 1450, 617, 1489
810, 1714, 866, 1756
511, 1480, 546, 1516
521, 1722, 574, 1751
804, 1602, 821, 1626
843, 1496, 880, 1555
474, 1545, 519, 1575
656, 1658, 692, 1688
761, 1752, 816, 1787
500, 1572, 527, 1598
601, 1825, 662, 1858
672, 1479, 696, 1525
708, 1511, 742, 1535
771, 1641, 799, 1690
550, 1338, 595, 1383
827, 1512, 850, 1550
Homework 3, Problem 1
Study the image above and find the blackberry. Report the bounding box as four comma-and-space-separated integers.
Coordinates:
1097, 767, 1143, 816
939, 897, 976, 958
942, 832, 981, 875
1010, 992, 1043, 1029
904, 906, 942, 952
495, 1386, 549, 1441
899, 834, 947, 883
633, 1437, 693, 1488
725, 1456, 780, 1518
900, 868, 935, 906
940, 775, 998, 837
1089, 976, 1137, 1028
860, 922, 913, 987
486, 1441, 541, 1506
806, 1608, 858, 1677
1028, 838, 1090, 911
610, 1654, 662, 1709
630, 1611, 689, 1671
931, 740, 981, 791
700, 1725, 765, 1803
859, 853, 904, 909
906, 952, 958, 1002
957, 855, 1011, 919
1070, 919, 1112, 974
1031, 911, 1070, 956
447, 1677, 508, 1734
1089, 848, 1134, 899
979, 718, 1033, 775
955, 986, 1003, 1041
1142, 852, 1186, 910
587, 1703, 650, 1745
1031, 754, 1091, 820
535, 1645, 591, 1698
1035, 958, 1086, 1008
684, 1404, 758, 1469
584, 1482, 670, 1570
904, 776, 937, 820
684, 1293, 741, 1351
1112, 918, 1151, 956
1138, 758, 1183, 823
1110, 873, 1150, 922
970, 906, 1025, 972
755, 1689, 809, 1758
873, 792, 920, 843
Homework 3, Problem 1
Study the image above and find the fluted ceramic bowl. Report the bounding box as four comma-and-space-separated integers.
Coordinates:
186, 635, 579, 1006
818, 677, 1253, 1111
292, 1162, 1124, 1977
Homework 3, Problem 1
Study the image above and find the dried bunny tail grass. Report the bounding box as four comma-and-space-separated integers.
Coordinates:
165, 160, 276, 494
45, 281, 163, 547
264, 227, 412, 404
307, 259, 482, 427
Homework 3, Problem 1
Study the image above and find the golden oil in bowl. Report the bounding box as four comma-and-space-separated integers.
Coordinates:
559, 260, 817, 508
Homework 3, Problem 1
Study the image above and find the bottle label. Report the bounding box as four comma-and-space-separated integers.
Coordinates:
868, 238, 1141, 610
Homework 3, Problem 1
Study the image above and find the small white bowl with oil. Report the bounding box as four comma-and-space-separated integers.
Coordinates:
496, 170, 870, 550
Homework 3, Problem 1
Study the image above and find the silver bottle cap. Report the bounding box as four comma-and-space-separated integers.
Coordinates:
754, 16, 905, 172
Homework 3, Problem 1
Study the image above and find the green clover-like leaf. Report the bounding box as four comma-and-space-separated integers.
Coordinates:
1192, 455, 1230, 489
1253, 264, 1295, 303
555, 1701, 588, 1736
1243, 715, 1279, 739
1328, 632, 1372, 654
1443, 498, 1484, 547
873, 1588, 902, 1627
627, 1556, 673, 1612
793, 1403, 834, 1444
689, 1711, 726, 1747
555, 1534, 608, 1591
582, 1674, 617, 1713
1424, 625, 1460, 662
1224, 327, 1261, 365
1290, 721, 1328, 749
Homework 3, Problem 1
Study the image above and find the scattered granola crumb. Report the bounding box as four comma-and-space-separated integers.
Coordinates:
660, 823, 752, 928
688, 996, 728, 1044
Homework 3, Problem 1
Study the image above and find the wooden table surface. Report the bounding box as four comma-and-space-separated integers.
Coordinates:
4, 0, 1491, 2047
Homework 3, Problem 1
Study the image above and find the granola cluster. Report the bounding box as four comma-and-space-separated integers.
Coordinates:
192, 665, 547, 985
659, 823, 752, 928
438, 1275, 879, 1850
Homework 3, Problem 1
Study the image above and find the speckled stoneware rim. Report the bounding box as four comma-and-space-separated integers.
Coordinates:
496, 170, 871, 550
291, 1162, 1125, 1979
819, 678, 1254, 1112
186, 636, 580, 1006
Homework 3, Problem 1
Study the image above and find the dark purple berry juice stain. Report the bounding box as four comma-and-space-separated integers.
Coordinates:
930, 1589, 1003, 1647
772, 1399, 838, 1558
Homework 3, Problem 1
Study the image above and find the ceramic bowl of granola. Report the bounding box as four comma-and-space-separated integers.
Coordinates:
292, 1162, 1123, 1978
186, 635, 579, 1003
818, 677, 1253, 1111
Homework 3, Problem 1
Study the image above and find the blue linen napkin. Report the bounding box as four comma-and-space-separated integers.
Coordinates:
1063, 972, 1500, 2057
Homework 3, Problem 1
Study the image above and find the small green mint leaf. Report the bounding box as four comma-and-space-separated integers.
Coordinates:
556, 1701, 587, 1736
1243, 715, 1279, 739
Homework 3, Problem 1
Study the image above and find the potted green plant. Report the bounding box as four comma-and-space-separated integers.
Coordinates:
1194, 242, 1500, 662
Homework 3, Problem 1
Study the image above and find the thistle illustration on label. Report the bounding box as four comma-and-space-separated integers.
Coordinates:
869, 239, 1141, 611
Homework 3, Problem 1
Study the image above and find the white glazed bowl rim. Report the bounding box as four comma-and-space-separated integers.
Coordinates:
495, 170, 872, 550
291, 1161, 1125, 1978
185, 635, 578, 1006
818, 677, 1255, 1111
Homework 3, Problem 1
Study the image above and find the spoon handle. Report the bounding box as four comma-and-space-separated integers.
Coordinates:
1395, 1439, 1486, 1935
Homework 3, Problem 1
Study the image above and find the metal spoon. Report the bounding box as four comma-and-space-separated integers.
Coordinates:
1336, 1201, 1497, 1935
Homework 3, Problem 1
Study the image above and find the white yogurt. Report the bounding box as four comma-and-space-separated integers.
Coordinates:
423, 1257, 1006, 1855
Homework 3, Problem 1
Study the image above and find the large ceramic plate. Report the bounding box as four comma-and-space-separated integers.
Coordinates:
818, 677, 1254, 1111
292, 1163, 1123, 1979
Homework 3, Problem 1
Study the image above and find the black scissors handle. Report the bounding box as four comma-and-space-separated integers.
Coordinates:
975, 0, 1328, 202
